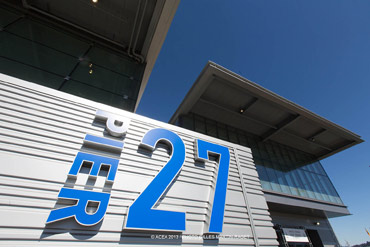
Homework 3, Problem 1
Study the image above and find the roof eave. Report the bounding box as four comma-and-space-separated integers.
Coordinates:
169, 61, 364, 160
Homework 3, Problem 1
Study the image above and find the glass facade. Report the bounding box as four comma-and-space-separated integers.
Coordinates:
0, 5, 144, 112
178, 113, 343, 205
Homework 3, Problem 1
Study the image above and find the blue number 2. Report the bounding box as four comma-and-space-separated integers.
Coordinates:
125, 128, 186, 231
195, 139, 230, 233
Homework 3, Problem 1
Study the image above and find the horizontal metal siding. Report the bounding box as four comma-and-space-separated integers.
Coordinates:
0, 74, 278, 246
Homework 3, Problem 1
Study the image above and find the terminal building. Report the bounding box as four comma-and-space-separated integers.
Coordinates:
0, 1, 363, 247
170, 62, 363, 246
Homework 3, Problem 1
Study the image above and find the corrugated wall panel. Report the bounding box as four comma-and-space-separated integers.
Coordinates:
0, 74, 278, 246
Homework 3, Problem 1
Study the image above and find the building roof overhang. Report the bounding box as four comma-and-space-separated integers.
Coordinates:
169, 62, 363, 160
6, 0, 179, 112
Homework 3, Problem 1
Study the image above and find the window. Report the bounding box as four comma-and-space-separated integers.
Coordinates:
177, 113, 344, 204
0, 6, 144, 111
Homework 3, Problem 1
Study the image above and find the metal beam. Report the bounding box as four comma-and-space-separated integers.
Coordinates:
262, 114, 300, 142
282, 130, 332, 151
307, 129, 327, 142
198, 98, 277, 129
240, 98, 258, 113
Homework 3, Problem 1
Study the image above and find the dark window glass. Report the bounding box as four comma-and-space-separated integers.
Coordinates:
217, 123, 228, 141
237, 132, 248, 146
180, 115, 194, 131
0, 7, 21, 28
194, 115, 206, 134
227, 126, 238, 144
0, 9, 143, 112
205, 119, 218, 137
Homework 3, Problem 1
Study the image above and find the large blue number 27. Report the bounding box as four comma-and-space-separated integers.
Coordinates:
125, 128, 230, 233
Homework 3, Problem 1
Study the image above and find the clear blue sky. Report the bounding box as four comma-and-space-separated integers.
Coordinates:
137, 0, 370, 245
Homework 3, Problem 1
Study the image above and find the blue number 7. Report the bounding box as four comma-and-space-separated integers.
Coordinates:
125, 128, 186, 231
195, 139, 230, 233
